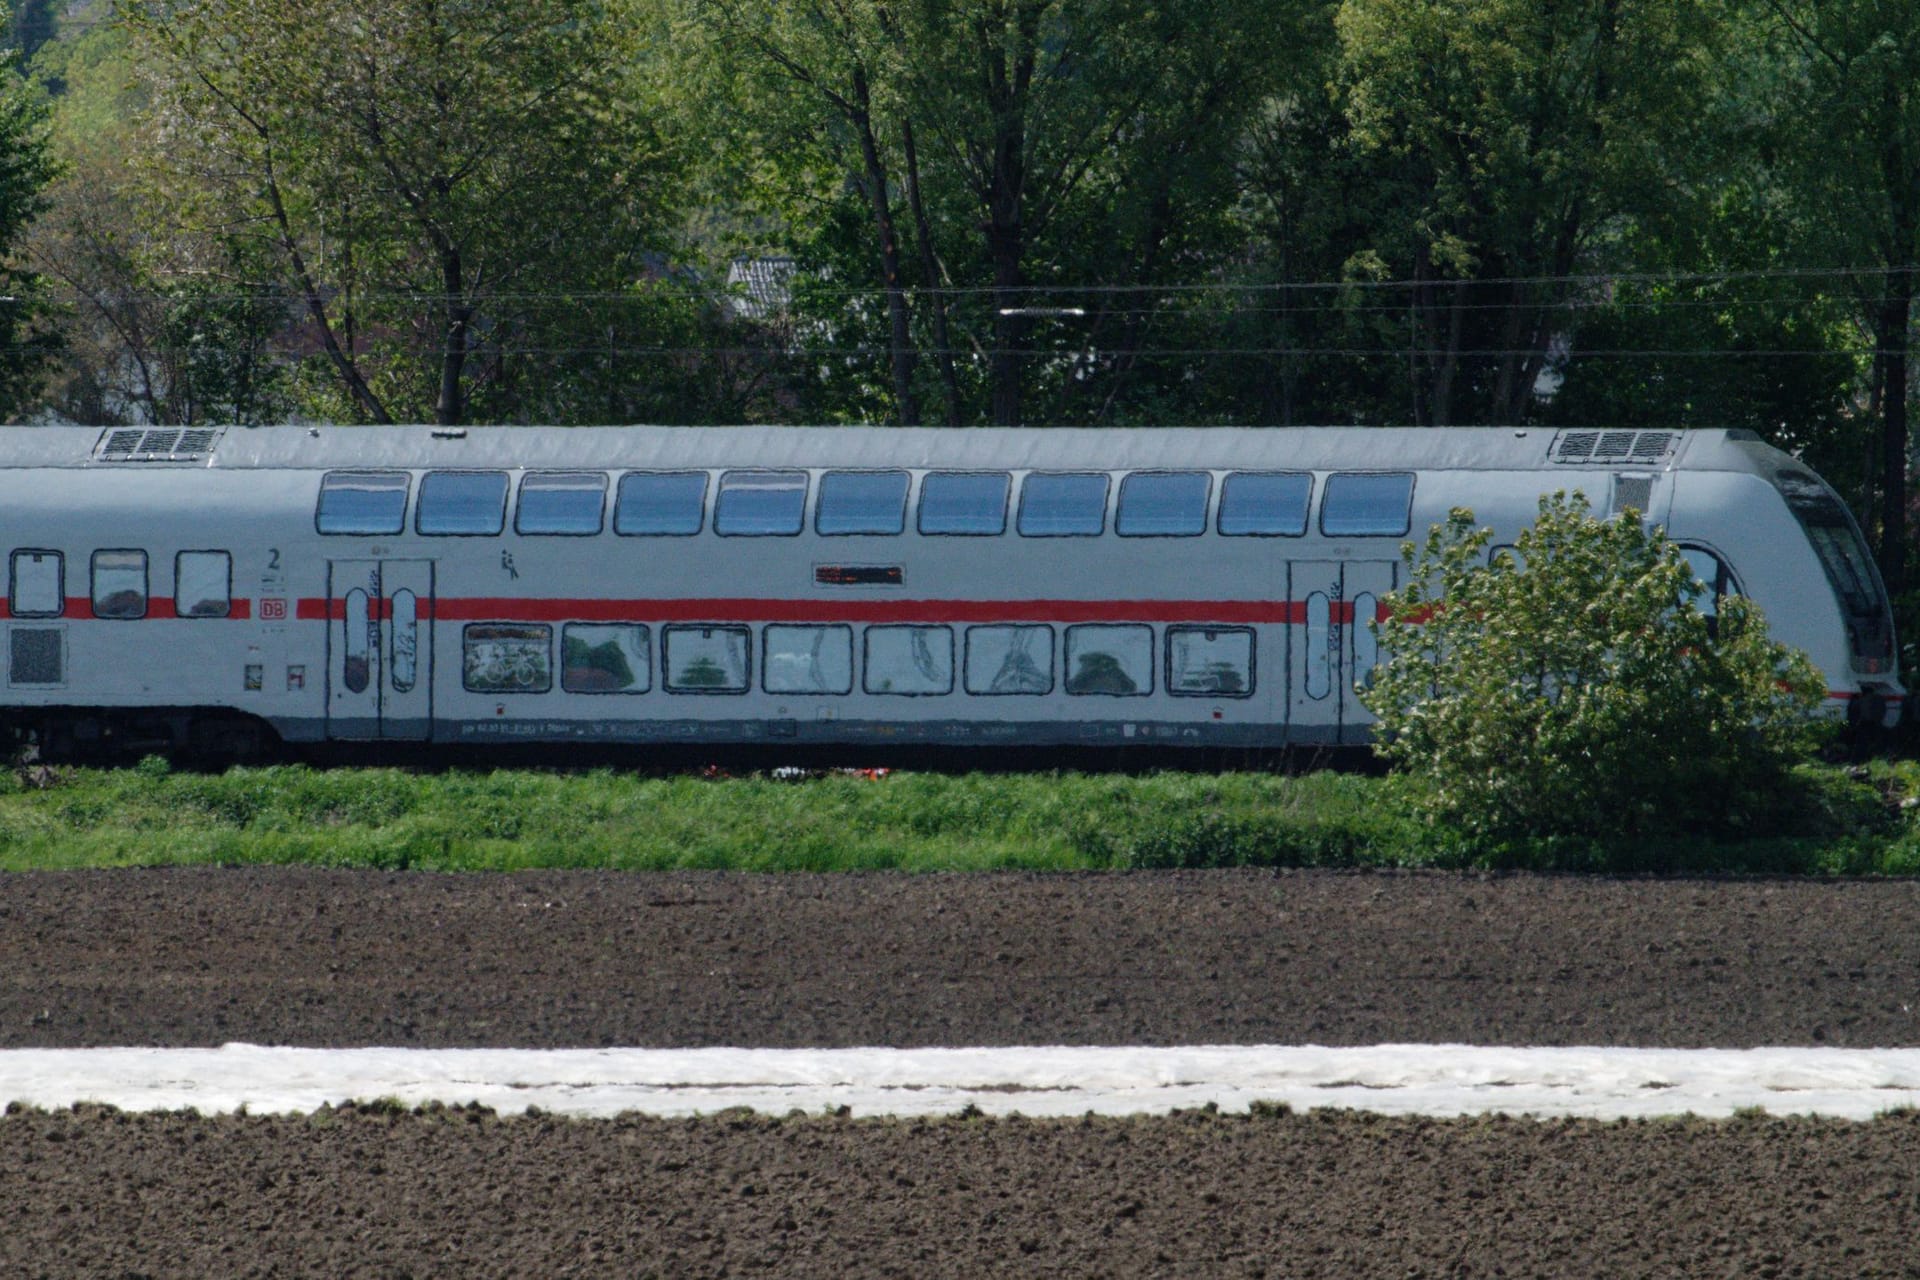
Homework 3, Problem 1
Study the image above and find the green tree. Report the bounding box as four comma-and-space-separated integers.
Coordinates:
1362, 493, 1826, 840
0, 64, 59, 418
27, 23, 290, 425
682, 0, 1297, 426
1333, 0, 1729, 426
129, 0, 682, 425
1760, 1, 1920, 596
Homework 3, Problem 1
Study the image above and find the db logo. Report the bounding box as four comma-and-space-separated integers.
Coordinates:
259, 598, 289, 621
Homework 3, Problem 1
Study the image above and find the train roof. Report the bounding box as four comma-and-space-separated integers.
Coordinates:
0, 424, 1787, 475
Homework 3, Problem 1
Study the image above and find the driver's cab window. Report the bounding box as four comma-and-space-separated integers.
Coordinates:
1680, 547, 1739, 629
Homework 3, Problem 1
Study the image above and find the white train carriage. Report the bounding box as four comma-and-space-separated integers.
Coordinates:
0, 423, 1900, 759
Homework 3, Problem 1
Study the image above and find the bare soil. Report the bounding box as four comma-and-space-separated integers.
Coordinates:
4, 867, 1920, 1276
3, 867, 1918, 1050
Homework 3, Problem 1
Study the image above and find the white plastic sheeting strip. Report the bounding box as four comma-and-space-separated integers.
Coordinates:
4, 1044, 1920, 1120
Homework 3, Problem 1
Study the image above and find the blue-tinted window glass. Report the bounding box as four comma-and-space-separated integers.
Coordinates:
1320, 472, 1414, 537
317, 471, 409, 535
715, 470, 807, 535
1018, 472, 1109, 536
615, 472, 707, 535
418, 471, 509, 535
516, 472, 607, 535
918, 472, 1009, 535
817, 471, 909, 535
1116, 472, 1210, 536
1217, 472, 1311, 536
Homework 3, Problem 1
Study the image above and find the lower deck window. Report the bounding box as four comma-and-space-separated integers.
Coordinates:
463, 624, 552, 693
763, 625, 854, 694
10, 550, 63, 618
562, 624, 651, 693
91, 550, 148, 619
1167, 626, 1254, 696
663, 625, 750, 692
864, 626, 953, 694
1065, 624, 1153, 695
175, 551, 232, 617
965, 625, 1054, 695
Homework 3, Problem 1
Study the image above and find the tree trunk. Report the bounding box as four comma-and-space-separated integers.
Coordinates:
436, 246, 469, 427
987, 190, 1025, 426
850, 66, 919, 426
1877, 282, 1910, 596
901, 117, 963, 426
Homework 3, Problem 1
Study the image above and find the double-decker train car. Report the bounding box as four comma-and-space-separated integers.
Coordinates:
0, 423, 1899, 760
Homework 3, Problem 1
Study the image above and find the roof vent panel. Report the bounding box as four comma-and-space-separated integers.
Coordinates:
92, 426, 226, 464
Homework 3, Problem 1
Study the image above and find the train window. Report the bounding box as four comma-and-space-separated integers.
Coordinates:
715, 470, 807, 536
317, 471, 410, 535
517, 472, 608, 536
615, 471, 707, 536
175, 551, 232, 618
964, 625, 1054, 694
816, 471, 909, 535
1018, 473, 1109, 537
390, 590, 418, 692
418, 471, 509, 536
1303, 594, 1331, 698
1351, 592, 1380, 688
463, 623, 552, 693
9, 550, 63, 618
1167, 626, 1255, 698
663, 625, 751, 692
1065, 624, 1153, 696
1680, 548, 1740, 621
90, 550, 147, 620
863, 625, 953, 694
562, 623, 652, 693
343, 590, 372, 693
763, 624, 855, 694
1116, 473, 1209, 537
1320, 473, 1414, 537
1218, 472, 1311, 536
918, 472, 1010, 535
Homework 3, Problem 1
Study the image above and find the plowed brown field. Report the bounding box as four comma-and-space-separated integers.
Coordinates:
4, 867, 1919, 1276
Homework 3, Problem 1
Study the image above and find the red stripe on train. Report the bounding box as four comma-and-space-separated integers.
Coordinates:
0, 598, 253, 621
295, 597, 1326, 624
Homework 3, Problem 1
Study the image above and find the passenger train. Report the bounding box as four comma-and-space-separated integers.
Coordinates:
0, 423, 1899, 761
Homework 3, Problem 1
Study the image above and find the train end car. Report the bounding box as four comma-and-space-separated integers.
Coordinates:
0, 423, 1899, 762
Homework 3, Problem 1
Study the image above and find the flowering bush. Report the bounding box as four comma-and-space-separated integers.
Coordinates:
1362, 492, 1828, 839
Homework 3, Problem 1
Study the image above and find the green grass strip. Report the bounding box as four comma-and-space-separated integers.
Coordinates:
0, 758, 1917, 875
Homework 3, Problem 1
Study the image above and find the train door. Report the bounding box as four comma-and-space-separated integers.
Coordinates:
325, 559, 435, 741
1288, 561, 1398, 744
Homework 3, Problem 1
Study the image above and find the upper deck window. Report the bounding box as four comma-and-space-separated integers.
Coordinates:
715, 470, 807, 536
317, 471, 409, 535
816, 471, 909, 535
1218, 471, 1311, 536
1116, 472, 1209, 536
614, 472, 707, 536
516, 472, 607, 536
1018, 473, 1109, 537
918, 472, 1009, 535
418, 471, 509, 536
1320, 472, 1414, 537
